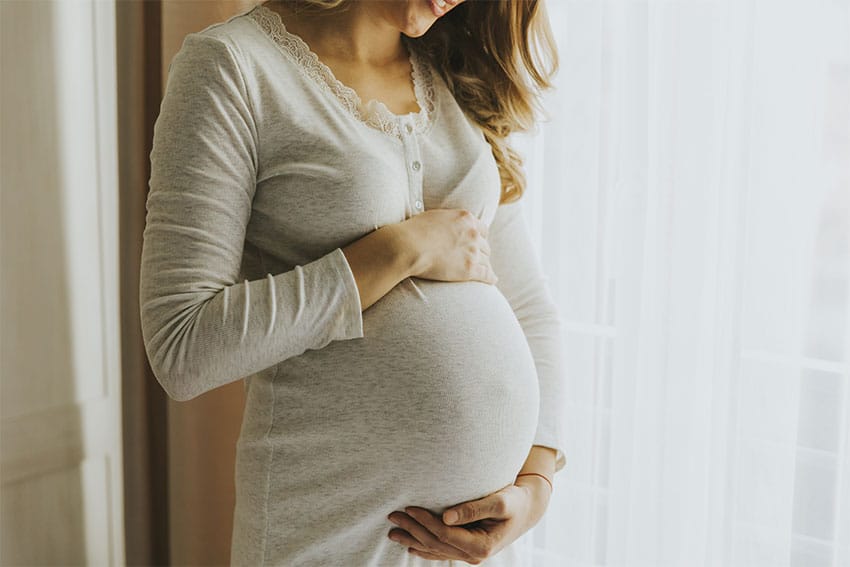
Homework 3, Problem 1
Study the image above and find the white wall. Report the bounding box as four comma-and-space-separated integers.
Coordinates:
0, 1, 125, 564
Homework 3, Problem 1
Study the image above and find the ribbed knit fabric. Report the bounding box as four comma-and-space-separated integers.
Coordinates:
139, 4, 567, 565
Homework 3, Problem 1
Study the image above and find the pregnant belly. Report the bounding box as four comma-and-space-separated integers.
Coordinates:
265, 277, 540, 514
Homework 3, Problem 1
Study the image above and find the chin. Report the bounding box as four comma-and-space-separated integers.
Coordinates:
399, 0, 456, 38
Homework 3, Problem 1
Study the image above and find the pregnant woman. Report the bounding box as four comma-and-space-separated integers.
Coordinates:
139, 0, 567, 564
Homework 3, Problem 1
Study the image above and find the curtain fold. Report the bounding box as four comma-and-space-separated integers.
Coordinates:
512, 1, 850, 565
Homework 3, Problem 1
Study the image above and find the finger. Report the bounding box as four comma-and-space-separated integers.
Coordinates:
409, 547, 454, 561
387, 528, 431, 553
405, 507, 489, 560
480, 263, 498, 284
475, 263, 497, 284
389, 512, 475, 561
480, 237, 491, 256
443, 489, 512, 525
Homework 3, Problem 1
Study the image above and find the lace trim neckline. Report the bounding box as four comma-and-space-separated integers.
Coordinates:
249, 3, 436, 140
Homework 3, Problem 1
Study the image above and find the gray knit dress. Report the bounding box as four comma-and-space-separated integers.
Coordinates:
139, 4, 567, 566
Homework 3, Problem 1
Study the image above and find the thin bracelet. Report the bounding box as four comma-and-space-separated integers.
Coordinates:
515, 472, 553, 493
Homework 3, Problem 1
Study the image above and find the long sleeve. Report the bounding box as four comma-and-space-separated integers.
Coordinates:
487, 198, 568, 474
139, 33, 364, 402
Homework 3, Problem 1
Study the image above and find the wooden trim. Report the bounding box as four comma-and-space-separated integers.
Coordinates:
117, 0, 170, 564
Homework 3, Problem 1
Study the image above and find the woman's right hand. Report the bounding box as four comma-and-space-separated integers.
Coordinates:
397, 208, 498, 285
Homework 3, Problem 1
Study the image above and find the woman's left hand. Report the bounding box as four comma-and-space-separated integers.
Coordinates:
386, 476, 552, 564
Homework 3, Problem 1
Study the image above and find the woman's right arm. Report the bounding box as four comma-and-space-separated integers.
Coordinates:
141, 33, 373, 402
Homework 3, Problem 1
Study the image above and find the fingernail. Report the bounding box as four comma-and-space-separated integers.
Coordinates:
444, 510, 458, 524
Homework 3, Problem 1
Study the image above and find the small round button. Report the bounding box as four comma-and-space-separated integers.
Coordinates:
414, 200, 423, 210
411, 160, 421, 171
405, 123, 414, 134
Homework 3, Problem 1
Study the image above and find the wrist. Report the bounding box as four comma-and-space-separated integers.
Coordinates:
517, 445, 557, 480
514, 475, 551, 526
384, 223, 427, 278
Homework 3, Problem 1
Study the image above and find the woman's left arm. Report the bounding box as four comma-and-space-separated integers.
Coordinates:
386, 199, 568, 562
487, 198, 568, 475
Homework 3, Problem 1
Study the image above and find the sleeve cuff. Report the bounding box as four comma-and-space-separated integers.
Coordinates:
329, 247, 365, 341
533, 432, 567, 475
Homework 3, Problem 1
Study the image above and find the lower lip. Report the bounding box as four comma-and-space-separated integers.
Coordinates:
428, 0, 447, 18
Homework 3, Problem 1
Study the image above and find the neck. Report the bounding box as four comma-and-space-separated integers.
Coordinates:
270, 1, 407, 66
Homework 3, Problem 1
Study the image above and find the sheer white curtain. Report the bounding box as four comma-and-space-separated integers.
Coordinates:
512, 1, 850, 565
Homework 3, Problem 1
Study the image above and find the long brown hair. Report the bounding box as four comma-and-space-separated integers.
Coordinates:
416, 1, 558, 204
279, 0, 559, 204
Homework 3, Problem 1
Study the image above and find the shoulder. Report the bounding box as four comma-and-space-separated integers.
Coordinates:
169, 7, 267, 81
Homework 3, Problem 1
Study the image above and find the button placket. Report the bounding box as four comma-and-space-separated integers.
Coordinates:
400, 118, 424, 216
